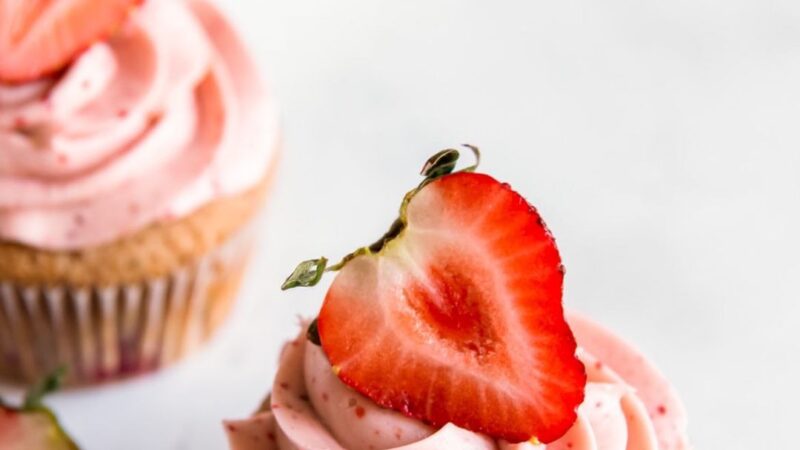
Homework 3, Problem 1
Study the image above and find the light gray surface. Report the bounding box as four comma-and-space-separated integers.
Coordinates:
2, 0, 798, 448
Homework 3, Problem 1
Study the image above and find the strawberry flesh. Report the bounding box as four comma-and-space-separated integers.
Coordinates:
0, 0, 142, 83
318, 172, 586, 443
0, 406, 78, 450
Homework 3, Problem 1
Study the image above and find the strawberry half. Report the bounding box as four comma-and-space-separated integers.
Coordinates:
284, 148, 586, 444
0, 406, 78, 450
0, 0, 141, 83
0, 369, 78, 450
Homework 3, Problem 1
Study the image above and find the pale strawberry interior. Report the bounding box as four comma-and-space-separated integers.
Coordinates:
403, 256, 500, 360
0, 410, 73, 450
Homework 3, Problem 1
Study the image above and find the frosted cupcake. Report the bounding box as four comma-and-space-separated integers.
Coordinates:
0, 0, 279, 383
225, 148, 690, 449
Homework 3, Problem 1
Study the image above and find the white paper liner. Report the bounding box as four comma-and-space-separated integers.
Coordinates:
0, 224, 254, 384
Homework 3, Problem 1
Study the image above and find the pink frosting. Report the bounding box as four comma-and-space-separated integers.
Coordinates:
0, 0, 278, 250
224, 313, 691, 450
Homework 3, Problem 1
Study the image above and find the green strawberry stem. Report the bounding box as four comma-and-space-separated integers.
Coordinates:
23, 366, 66, 410
0, 367, 65, 412
281, 144, 481, 292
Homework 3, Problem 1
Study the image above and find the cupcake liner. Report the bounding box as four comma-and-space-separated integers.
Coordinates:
0, 223, 255, 385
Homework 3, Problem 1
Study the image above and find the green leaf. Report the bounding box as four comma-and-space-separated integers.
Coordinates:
23, 367, 65, 410
420, 148, 460, 179
281, 258, 328, 290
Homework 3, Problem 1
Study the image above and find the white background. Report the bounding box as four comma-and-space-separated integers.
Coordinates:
3, 0, 799, 448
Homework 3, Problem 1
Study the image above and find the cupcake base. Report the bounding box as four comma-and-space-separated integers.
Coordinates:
0, 222, 254, 384
0, 147, 278, 385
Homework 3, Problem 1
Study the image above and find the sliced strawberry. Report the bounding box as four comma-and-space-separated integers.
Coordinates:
315, 170, 586, 443
0, 406, 78, 450
0, 0, 142, 83
0, 369, 78, 449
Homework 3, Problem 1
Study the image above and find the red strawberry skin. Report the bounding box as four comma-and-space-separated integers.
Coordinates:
0, 0, 142, 83
318, 172, 586, 444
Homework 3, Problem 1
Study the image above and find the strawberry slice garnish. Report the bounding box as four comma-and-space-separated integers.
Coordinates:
0, 369, 79, 450
0, 0, 141, 83
283, 147, 586, 444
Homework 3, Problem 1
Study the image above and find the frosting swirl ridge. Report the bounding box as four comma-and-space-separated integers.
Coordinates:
225, 313, 690, 450
0, 0, 277, 250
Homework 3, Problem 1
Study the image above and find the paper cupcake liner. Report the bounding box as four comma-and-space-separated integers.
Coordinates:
0, 225, 255, 385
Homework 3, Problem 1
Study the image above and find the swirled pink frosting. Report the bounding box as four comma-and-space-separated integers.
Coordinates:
225, 313, 691, 450
0, 0, 278, 250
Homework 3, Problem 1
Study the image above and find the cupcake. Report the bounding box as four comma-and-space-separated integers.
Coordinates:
0, 0, 279, 383
224, 148, 690, 449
